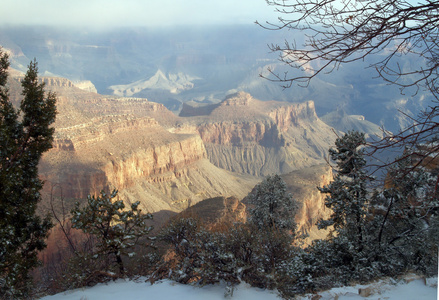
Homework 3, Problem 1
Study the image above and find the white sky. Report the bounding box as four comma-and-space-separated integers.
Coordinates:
0, 0, 278, 28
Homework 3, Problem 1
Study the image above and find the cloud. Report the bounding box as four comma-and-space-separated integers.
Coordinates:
0, 0, 276, 28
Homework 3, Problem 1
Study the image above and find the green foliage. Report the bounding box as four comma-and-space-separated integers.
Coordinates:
369, 155, 439, 276
318, 131, 371, 252
303, 131, 439, 293
247, 174, 298, 233
0, 50, 56, 298
158, 218, 298, 294
71, 190, 153, 275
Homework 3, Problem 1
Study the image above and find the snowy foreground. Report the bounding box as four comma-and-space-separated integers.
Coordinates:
40, 275, 437, 300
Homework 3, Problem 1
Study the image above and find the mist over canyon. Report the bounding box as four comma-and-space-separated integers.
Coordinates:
0, 25, 433, 133
1, 24, 433, 235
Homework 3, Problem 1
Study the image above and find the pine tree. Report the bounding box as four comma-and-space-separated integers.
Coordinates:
245, 174, 300, 289
247, 174, 298, 233
371, 154, 439, 275
0, 50, 56, 298
318, 131, 371, 253
71, 190, 153, 275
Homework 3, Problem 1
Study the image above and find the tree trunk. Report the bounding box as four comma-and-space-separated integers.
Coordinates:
115, 252, 125, 275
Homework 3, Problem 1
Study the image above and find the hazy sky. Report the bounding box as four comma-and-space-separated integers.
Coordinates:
0, 0, 278, 28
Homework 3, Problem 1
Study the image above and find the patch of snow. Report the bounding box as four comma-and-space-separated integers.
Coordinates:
299, 275, 437, 300
39, 275, 438, 300
39, 279, 279, 300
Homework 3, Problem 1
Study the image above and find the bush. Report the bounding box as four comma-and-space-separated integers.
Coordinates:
71, 190, 153, 276
157, 217, 299, 294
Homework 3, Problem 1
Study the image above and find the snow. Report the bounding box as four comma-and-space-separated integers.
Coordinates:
302, 276, 438, 300
39, 275, 437, 300
39, 280, 279, 300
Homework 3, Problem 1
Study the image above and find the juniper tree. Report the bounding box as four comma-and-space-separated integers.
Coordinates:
71, 190, 153, 275
0, 50, 56, 298
245, 174, 300, 288
247, 174, 298, 233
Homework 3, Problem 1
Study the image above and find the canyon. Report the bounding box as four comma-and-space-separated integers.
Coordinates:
8, 70, 336, 236
165, 164, 332, 240
2, 25, 431, 134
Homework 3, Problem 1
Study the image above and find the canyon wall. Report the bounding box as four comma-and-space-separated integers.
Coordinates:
37, 91, 257, 213
7, 75, 335, 218
171, 164, 332, 243
184, 92, 336, 176
282, 164, 332, 235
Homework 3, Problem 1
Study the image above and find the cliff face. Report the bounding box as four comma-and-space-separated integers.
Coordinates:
41, 116, 213, 211
102, 134, 207, 189
198, 121, 283, 147
281, 164, 332, 234
41, 77, 75, 88
7, 74, 334, 218
184, 92, 336, 176
268, 101, 318, 132
174, 164, 332, 244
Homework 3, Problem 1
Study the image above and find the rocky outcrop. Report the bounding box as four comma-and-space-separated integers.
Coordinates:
6, 72, 335, 218
220, 92, 252, 106
41, 77, 75, 88
73, 80, 98, 93
178, 196, 247, 227
12, 76, 76, 88
182, 92, 336, 176
268, 101, 318, 132
282, 164, 333, 242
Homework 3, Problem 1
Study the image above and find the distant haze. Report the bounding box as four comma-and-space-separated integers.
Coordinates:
0, 0, 278, 28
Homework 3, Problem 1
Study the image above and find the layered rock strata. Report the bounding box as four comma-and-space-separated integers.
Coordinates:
180, 92, 336, 176
9, 73, 334, 218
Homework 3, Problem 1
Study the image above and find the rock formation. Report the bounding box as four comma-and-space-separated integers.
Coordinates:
6, 73, 259, 215
108, 70, 200, 97
168, 164, 332, 243
9, 72, 335, 221
321, 109, 384, 138
180, 92, 336, 176
281, 164, 333, 242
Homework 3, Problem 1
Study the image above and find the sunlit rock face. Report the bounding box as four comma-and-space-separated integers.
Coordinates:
5, 74, 257, 214
281, 164, 333, 240
9, 73, 334, 218
181, 92, 336, 176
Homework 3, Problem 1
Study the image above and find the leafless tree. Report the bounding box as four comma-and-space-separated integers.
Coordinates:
258, 0, 439, 172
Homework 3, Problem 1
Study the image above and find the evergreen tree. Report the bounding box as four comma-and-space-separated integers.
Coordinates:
371, 155, 439, 275
0, 50, 56, 298
318, 131, 371, 253
71, 190, 153, 275
247, 174, 298, 233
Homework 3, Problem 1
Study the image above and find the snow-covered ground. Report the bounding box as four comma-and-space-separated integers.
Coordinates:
40, 275, 437, 300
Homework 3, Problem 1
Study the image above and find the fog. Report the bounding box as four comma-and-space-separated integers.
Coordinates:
0, 0, 278, 28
